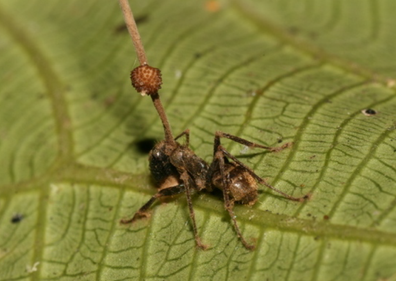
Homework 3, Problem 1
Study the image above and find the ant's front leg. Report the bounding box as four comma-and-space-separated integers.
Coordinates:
179, 170, 208, 250
120, 184, 185, 224
174, 129, 190, 146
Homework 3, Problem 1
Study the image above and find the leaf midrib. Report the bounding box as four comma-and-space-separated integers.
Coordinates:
9, 163, 396, 247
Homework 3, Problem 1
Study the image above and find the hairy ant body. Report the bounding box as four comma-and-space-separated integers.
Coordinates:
118, 0, 307, 250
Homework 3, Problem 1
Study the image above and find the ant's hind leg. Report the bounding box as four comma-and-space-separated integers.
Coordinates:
218, 146, 307, 202
215, 131, 292, 152
214, 131, 306, 202
215, 149, 255, 250
120, 184, 185, 224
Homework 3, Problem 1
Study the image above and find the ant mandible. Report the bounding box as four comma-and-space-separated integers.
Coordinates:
118, 0, 308, 250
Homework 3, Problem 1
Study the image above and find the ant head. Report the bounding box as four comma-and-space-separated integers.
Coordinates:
149, 141, 170, 162
149, 141, 179, 185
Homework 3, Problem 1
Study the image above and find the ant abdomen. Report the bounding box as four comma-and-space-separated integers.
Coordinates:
212, 162, 258, 206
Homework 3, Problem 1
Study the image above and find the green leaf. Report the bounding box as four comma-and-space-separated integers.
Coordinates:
1, 0, 396, 280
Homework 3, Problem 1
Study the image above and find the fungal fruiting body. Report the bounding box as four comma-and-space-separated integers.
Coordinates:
130, 64, 162, 96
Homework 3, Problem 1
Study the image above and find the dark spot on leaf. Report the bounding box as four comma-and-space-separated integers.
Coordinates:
11, 214, 23, 223
194, 53, 202, 58
133, 138, 157, 154
362, 108, 377, 116
323, 215, 330, 220
233, 265, 241, 272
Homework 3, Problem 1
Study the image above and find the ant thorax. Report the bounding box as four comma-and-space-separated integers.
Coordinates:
149, 139, 210, 192
169, 145, 209, 192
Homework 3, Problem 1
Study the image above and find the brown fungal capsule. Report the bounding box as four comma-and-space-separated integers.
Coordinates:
130, 64, 162, 96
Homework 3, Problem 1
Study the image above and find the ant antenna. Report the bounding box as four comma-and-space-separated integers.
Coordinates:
118, 0, 175, 145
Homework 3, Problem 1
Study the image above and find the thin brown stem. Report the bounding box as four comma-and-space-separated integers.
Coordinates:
119, 1, 173, 143
151, 93, 175, 144
118, 0, 148, 65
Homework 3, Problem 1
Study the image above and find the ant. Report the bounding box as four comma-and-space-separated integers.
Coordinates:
118, 0, 308, 250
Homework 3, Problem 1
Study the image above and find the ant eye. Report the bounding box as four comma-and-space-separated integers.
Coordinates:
130, 64, 162, 96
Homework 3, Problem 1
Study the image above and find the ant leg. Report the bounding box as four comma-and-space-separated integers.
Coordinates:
215, 131, 292, 152
120, 184, 185, 224
216, 150, 255, 250
218, 145, 307, 202
180, 171, 208, 250
174, 129, 190, 146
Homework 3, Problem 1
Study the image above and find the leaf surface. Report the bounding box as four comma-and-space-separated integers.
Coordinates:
1, 0, 396, 280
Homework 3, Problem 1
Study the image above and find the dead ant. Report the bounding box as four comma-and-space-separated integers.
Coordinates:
118, 0, 308, 250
